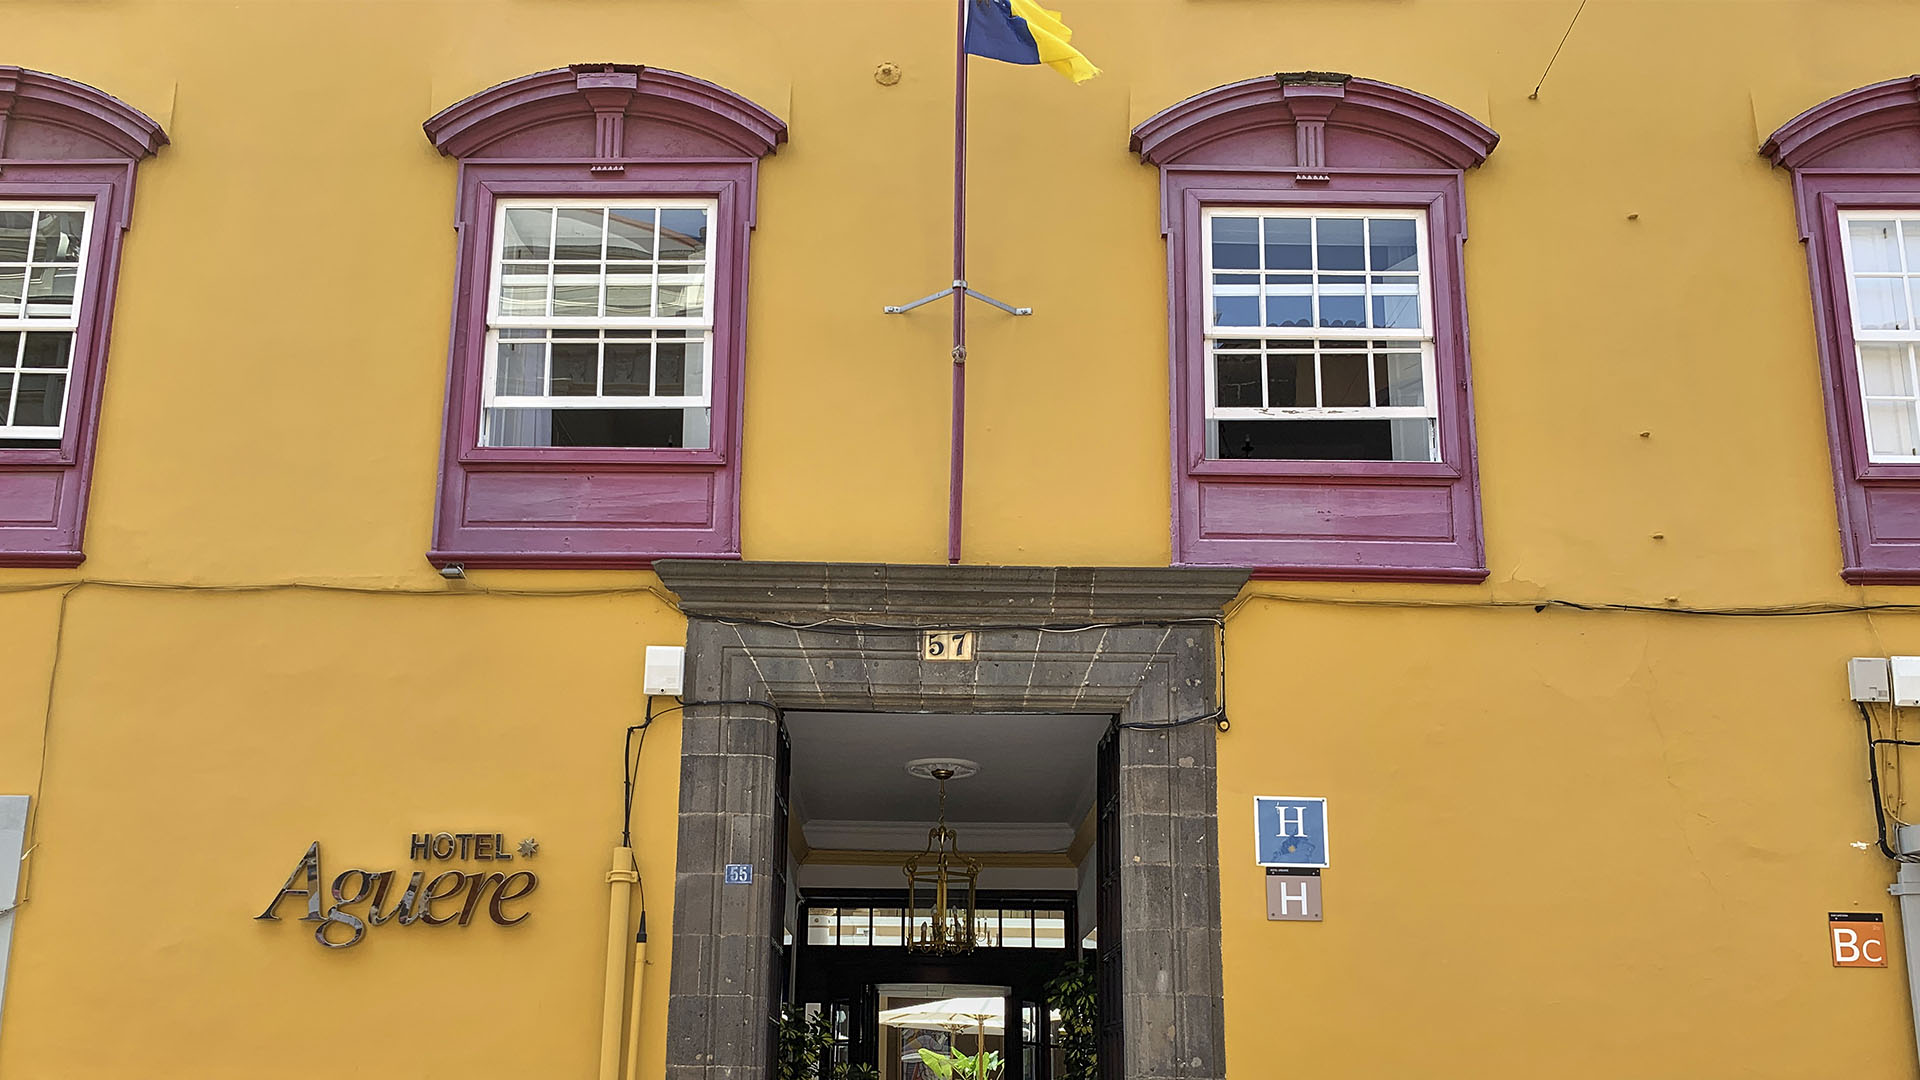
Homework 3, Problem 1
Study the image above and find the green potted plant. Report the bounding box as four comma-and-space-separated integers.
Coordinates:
916, 1047, 1004, 1080
775, 1005, 833, 1080
1045, 959, 1098, 1080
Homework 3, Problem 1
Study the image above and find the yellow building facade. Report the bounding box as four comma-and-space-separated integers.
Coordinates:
4, 0, 1920, 1077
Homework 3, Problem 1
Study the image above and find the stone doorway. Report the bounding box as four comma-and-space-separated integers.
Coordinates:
653, 562, 1247, 1080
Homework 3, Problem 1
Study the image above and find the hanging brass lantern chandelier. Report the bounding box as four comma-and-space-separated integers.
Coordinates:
903, 758, 982, 956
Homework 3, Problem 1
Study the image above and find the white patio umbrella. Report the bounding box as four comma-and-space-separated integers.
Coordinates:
878, 996, 1005, 1069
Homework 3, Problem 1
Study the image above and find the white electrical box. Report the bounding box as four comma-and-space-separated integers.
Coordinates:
644, 645, 686, 696
1851, 657, 1892, 702
1892, 656, 1920, 706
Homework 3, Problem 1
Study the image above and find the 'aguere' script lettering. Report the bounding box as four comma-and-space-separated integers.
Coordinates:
256, 838, 538, 948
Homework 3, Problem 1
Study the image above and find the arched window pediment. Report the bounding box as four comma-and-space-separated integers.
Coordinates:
1130, 73, 1497, 173
423, 63, 786, 163
0, 66, 167, 163
1763, 76, 1920, 170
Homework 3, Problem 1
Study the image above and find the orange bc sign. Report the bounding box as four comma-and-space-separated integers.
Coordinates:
1829, 912, 1888, 968
256, 832, 539, 949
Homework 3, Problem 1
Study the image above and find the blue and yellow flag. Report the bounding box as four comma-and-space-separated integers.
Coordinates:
964, 0, 1101, 83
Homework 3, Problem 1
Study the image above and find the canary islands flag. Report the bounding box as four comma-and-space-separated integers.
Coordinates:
964, 0, 1101, 83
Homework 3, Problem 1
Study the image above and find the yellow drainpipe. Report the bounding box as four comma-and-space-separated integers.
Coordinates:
621, 908, 649, 1080
599, 846, 641, 1080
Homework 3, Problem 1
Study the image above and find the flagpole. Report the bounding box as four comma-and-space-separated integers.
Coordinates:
947, 0, 970, 566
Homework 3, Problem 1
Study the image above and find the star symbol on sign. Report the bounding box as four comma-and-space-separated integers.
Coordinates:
517, 837, 540, 858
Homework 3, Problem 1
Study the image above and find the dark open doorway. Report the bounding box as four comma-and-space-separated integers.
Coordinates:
776, 710, 1114, 1080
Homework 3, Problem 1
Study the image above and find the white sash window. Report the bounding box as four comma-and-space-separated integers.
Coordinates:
481, 201, 715, 449
0, 204, 91, 442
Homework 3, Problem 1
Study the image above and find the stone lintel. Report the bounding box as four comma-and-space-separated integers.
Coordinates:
654, 561, 1250, 625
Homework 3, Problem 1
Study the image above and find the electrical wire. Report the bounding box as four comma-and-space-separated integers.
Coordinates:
1529, 0, 1588, 100
1858, 701, 1920, 862
17, 583, 77, 906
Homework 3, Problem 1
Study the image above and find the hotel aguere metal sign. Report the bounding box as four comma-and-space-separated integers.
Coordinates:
257, 832, 539, 948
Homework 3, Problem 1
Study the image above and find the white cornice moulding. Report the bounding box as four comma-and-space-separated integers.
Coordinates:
804, 819, 1076, 853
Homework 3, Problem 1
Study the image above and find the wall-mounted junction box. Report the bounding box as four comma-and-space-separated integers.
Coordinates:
644, 645, 686, 696
1851, 657, 1892, 703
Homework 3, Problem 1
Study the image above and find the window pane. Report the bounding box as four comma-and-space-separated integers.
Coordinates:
1861, 344, 1914, 397
974, 911, 1002, 948
550, 344, 598, 395
607, 208, 656, 261
872, 908, 904, 947
807, 909, 837, 946
1375, 351, 1425, 407
1263, 218, 1310, 270
25, 267, 76, 317
0, 374, 11, 422
1371, 283, 1421, 330
606, 273, 654, 317
1390, 418, 1437, 461
1213, 293, 1258, 327
497, 263, 548, 317
603, 342, 650, 396
12, 373, 64, 427
553, 208, 604, 261
0, 212, 30, 262
1034, 910, 1067, 949
1869, 401, 1920, 457
0, 270, 21, 314
1317, 217, 1365, 271
1852, 219, 1903, 273
21, 332, 69, 370
656, 279, 705, 319
0, 332, 17, 363
1320, 352, 1370, 406
1266, 353, 1314, 407
1001, 909, 1032, 947
657, 209, 708, 261
1211, 217, 1259, 270
1214, 353, 1261, 407
552, 264, 600, 318
1265, 294, 1311, 328
1318, 292, 1365, 329
839, 908, 872, 946
1856, 276, 1910, 331
496, 341, 545, 395
1369, 218, 1418, 271
33, 211, 84, 263
501, 207, 553, 261
655, 342, 692, 396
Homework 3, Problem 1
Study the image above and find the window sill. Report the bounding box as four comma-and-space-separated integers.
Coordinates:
1241, 562, 1488, 583
1188, 456, 1460, 480
0, 549, 84, 568
428, 549, 739, 571
456, 447, 728, 468
1842, 565, 1920, 585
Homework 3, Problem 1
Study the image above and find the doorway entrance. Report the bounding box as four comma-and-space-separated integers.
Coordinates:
782, 709, 1108, 1080
654, 561, 1246, 1080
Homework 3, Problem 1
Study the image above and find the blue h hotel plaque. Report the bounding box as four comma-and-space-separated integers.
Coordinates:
1254, 796, 1329, 868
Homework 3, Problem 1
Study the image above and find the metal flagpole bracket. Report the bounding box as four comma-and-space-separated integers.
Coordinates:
884, 280, 1033, 317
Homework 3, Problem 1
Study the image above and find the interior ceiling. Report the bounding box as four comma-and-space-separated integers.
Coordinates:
784, 712, 1110, 828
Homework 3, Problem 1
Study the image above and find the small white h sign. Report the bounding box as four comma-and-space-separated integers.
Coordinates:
1265, 868, 1322, 922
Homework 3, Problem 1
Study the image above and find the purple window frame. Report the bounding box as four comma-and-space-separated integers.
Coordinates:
0, 67, 165, 566
1764, 77, 1920, 583
422, 65, 785, 569
1131, 74, 1497, 581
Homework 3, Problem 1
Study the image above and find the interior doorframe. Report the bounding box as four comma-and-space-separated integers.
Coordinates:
655, 562, 1247, 1080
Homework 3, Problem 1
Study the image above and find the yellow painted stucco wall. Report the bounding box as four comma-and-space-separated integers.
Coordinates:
3, 0, 1920, 1076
